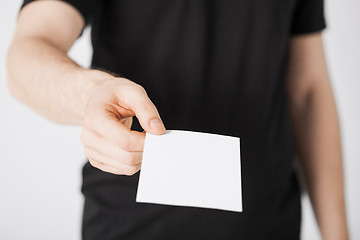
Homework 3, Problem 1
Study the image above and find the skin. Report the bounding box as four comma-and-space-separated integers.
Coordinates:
287, 35, 349, 239
6, 1, 349, 238
7, 0, 166, 176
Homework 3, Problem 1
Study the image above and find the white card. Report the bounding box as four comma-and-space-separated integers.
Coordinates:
136, 130, 242, 212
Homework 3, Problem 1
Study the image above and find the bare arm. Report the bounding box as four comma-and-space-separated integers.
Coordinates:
286, 33, 349, 240
6, 1, 165, 175
6, 1, 100, 124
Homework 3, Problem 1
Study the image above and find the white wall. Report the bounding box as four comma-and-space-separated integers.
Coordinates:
0, 1, 359, 239
0, 2, 90, 239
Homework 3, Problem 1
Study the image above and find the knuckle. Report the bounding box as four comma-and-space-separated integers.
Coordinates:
129, 85, 148, 99
120, 152, 134, 165
99, 166, 112, 174
122, 83, 145, 96
107, 162, 127, 175
108, 167, 121, 175
124, 166, 138, 176
133, 84, 146, 94
118, 136, 131, 151
113, 169, 124, 175
88, 158, 100, 168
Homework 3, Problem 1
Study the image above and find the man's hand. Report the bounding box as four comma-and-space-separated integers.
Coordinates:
7, 1, 166, 176
81, 77, 165, 175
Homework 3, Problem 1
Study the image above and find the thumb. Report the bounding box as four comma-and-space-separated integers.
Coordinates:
123, 85, 166, 135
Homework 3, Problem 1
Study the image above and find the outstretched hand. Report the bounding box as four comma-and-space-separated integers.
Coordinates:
81, 77, 165, 175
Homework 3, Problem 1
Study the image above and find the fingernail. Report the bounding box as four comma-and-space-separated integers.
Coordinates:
150, 118, 164, 130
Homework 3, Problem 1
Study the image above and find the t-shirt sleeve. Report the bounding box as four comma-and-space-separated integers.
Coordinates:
21, 0, 97, 28
291, 0, 326, 35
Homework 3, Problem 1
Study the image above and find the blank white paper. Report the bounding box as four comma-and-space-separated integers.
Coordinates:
136, 130, 242, 212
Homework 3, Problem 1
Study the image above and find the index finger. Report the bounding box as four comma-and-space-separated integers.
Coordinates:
83, 106, 145, 152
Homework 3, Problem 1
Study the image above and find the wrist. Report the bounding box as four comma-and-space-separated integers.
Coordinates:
75, 68, 113, 123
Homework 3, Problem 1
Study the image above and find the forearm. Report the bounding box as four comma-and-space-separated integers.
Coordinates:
6, 37, 111, 125
288, 82, 348, 239
6, 0, 165, 179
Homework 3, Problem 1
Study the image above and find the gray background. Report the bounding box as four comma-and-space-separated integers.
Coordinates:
1, 0, 359, 239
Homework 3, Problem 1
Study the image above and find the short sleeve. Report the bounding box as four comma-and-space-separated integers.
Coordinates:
291, 0, 326, 35
21, 0, 97, 27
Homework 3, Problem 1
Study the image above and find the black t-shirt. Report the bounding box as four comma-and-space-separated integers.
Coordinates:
22, 1, 326, 239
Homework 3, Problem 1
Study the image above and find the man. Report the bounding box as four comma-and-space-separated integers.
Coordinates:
7, 0, 349, 239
